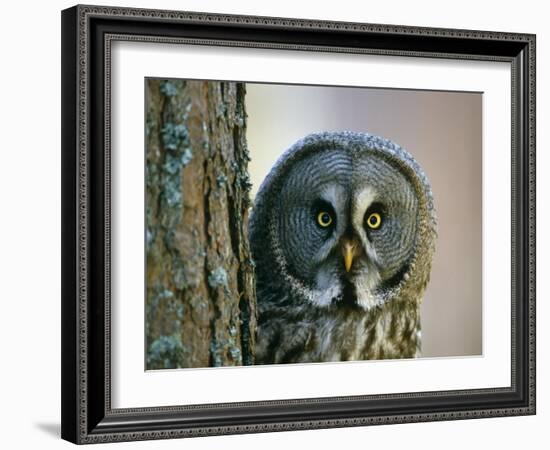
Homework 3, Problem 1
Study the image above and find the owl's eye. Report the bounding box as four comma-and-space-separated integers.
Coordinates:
317, 211, 333, 228
366, 212, 382, 229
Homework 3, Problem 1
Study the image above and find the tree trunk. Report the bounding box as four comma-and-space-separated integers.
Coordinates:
145, 79, 256, 369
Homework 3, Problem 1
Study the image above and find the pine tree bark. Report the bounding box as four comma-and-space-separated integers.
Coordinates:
145, 79, 256, 369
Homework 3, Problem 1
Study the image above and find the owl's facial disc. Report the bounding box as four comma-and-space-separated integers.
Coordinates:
275, 148, 418, 311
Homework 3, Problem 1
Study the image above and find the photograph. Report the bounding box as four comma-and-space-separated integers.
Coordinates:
57, 3, 536, 444
145, 78, 482, 370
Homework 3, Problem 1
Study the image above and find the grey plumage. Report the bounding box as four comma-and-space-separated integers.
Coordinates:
249, 131, 437, 364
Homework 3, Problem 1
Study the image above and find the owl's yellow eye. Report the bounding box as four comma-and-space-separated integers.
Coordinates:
317, 211, 333, 228
366, 212, 382, 229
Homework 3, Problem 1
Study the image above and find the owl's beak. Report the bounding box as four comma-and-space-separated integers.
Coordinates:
341, 238, 358, 273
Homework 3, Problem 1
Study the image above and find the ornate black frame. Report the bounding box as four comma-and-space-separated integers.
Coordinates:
61, 4, 536, 444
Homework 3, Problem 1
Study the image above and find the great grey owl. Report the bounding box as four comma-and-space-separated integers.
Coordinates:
249, 131, 437, 364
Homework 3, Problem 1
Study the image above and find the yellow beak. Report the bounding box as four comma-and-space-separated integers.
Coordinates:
342, 241, 356, 273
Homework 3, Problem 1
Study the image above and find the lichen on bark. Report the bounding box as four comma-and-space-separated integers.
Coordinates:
145, 79, 256, 369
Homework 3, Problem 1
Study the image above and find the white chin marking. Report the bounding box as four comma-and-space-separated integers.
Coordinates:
307, 268, 384, 310
310, 266, 342, 307
354, 271, 384, 310
309, 283, 341, 307
356, 289, 384, 310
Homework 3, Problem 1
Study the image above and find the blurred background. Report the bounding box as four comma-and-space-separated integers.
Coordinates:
246, 83, 482, 358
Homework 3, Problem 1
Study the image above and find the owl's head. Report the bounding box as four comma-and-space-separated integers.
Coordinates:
250, 131, 437, 311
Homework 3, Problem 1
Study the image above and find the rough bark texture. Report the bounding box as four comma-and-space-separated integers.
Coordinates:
145, 79, 256, 369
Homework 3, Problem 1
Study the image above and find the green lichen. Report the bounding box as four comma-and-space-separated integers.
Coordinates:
158, 289, 174, 300
159, 80, 178, 97
210, 336, 243, 367
216, 173, 228, 187
147, 334, 185, 369
175, 303, 184, 321
162, 177, 182, 208
145, 164, 159, 188
234, 116, 244, 127
210, 341, 223, 367
229, 346, 241, 360
208, 267, 228, 289
172, 258, 187, 291
180, 148, 193, 166
161, 122, 188, 151
159, 126, 191, 221
146, 283, 186, 360
238, 172, 253, 192
189, 295, 208, 312
145, 106, 159, 138
145, 228, 154, 251
215, 84, 226, 119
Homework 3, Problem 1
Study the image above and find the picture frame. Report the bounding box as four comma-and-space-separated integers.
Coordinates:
61, 4, 536, 444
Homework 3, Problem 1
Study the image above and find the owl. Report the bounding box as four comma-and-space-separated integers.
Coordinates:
249, 131, 437, 364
